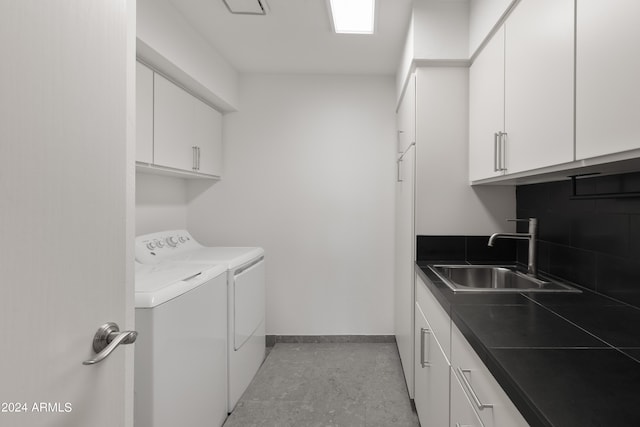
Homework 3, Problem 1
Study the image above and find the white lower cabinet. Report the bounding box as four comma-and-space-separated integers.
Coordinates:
415, 275, 451, 426
415, 274, 529, 427
451, 367, 485, 427
415, 300, 450, 426
451, 324, 529, 427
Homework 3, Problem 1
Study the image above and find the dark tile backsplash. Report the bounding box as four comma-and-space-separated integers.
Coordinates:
416, 235, 517, 263
416, 235, 466, 261
517, 171, 640, 308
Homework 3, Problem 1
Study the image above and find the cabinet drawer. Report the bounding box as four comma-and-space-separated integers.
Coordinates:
416, 274, 451, 360
451, 324, 529, 427
451, 366, 485, 427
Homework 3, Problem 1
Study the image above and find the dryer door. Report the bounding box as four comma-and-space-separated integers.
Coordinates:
232, 257, 265, 350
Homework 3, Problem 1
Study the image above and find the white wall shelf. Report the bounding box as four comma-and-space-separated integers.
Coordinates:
136, 162, 219, 180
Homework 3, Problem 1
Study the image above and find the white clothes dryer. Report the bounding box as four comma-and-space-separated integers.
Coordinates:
136, 230, 266, 413
134, 261, 228, 427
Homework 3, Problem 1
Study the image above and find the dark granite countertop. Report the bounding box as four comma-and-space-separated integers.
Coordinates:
416, 261, 640, 427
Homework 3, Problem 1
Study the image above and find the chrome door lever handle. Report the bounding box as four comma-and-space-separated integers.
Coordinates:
83, 322, 137, 366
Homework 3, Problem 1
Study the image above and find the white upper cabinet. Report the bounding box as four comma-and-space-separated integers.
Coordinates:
504, 0, 574, 174
576, 0, 640, 160
153, 73, 222, 176
154, 73, 197, 172
136, 62, 154, 164
469, 0, 574, 181
469, 27, 505, 181
193, 100, 223, 176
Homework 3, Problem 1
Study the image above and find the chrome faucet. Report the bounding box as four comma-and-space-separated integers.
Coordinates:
488, 218, 538, 276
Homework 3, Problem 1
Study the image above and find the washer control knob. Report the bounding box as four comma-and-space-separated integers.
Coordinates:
178, 236, 187, 243
155, 239, 165, 248
166, 236, 179, 247
146, 242, 155, 250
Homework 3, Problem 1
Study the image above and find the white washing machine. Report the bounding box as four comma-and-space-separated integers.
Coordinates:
134, 261, 228, 427
136, 230, 266, 413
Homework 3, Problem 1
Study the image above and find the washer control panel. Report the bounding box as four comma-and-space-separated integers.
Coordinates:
135, 230, 200, 264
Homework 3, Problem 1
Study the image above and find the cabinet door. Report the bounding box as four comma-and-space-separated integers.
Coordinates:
416, 274, 451, 358
194, 101, 222, 177
415, 302, 450, 427
136, 62, 153, 164
394, 74, 417, 398
394, 146, 415, 398
469, 27, 505, 181
397, 74, 416, 154
576, 0, 640, 159
153, 74, 199, 172
451, 368, 485, 427
504, 0, 574, 173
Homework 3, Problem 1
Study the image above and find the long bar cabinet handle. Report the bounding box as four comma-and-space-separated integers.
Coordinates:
420, 327, 431, 368
456, 367, 494, 410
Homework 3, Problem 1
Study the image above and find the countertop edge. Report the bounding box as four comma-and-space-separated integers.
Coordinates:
415, 263, 553, 427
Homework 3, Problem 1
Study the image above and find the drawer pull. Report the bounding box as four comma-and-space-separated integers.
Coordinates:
457, 367, 493, 410
420, 327, 431, 368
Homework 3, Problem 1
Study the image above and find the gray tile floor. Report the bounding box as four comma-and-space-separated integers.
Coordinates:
223, 343, 420, 427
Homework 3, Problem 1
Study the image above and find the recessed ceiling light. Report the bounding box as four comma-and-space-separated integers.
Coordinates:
328, 0, 375, 34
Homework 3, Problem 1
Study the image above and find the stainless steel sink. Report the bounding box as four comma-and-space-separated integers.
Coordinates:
429, 265, 580, 293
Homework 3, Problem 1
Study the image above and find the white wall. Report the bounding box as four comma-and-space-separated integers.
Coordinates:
396, 0, 470, 104
137, 0, 240, 111
413, 0, 470, 60
136, 173, 190, 236
187, 74, 397, 336
396, 16, 415, 104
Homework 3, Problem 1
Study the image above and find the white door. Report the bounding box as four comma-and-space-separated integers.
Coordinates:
0, 2, 135, 427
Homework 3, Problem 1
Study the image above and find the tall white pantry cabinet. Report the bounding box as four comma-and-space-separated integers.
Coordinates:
395, 73, 416, 398
394, 67, 513, 399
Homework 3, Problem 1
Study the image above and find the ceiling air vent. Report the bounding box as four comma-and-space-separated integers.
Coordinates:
222, 0, 269, 15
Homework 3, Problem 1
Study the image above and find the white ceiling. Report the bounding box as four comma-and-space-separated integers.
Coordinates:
168, 0, 413, 74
